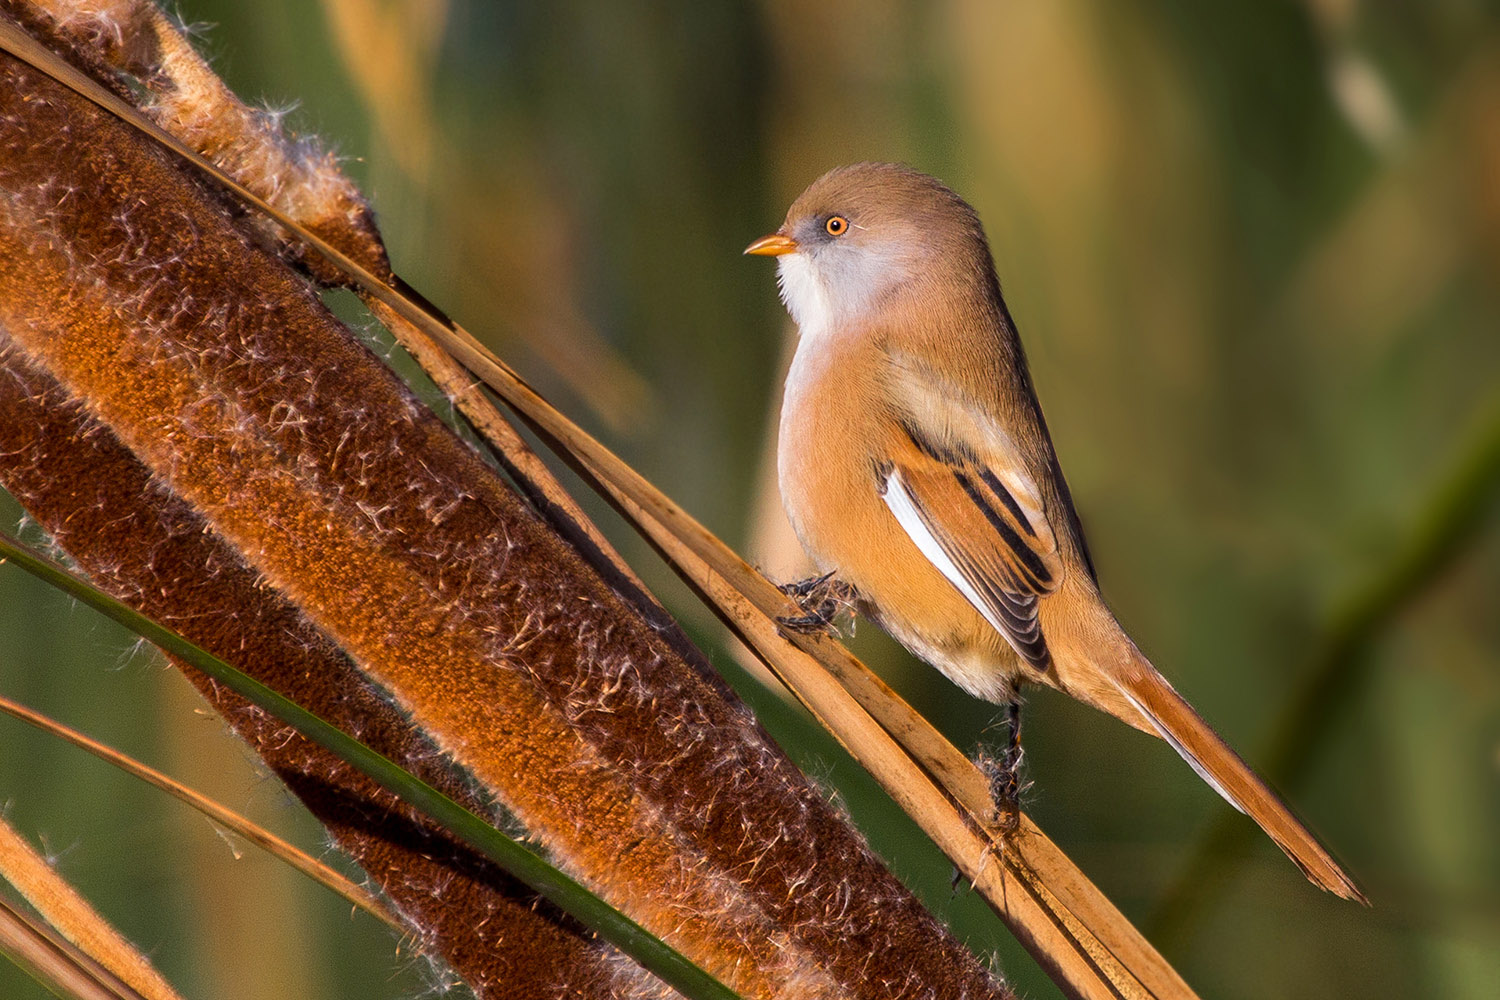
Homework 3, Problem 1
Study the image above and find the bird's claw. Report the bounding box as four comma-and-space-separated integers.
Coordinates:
776, 572, 856, 636
983, 749, 1026, 836
978, 700, 1027, 836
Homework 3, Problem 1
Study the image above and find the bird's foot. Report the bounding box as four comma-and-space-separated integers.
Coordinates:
977, 699, 1028, 836
978, 752, 1027, 837
951, 702, 1029, 898
775, 571, 856, 636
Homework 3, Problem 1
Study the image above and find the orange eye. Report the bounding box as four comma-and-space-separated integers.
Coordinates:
825, 215, 848, 236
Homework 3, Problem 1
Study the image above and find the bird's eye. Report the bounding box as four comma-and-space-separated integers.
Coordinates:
825, 215, 848, 236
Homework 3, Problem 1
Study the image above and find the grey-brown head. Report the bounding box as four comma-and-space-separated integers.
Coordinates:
745, 163, 996, 339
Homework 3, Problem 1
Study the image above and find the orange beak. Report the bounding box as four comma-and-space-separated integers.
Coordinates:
743, 232, 798, 257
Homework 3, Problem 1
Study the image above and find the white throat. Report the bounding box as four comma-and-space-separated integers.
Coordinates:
775, 252, 835, 342
775, 243, 912, 344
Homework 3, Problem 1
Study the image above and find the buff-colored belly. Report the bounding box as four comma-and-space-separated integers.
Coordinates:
776, 340, 1021, 702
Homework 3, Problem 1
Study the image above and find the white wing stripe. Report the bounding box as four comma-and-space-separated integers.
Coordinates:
882, 469, 1035, 662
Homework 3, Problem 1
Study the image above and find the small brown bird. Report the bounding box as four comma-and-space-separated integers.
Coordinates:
746, 162, 1363, 901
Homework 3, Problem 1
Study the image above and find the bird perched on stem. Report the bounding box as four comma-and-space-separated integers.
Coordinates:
746, 162, 1364, 902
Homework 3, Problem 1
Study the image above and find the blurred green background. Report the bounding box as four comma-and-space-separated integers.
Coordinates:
2, 1, 1498, 997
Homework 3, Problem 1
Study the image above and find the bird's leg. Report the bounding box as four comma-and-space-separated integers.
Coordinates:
996, 698, 1026, 833
776, 571, 856, 635
953, 702, 1028, 895
950, 704, 1024, 895
979, 698, 1026, 836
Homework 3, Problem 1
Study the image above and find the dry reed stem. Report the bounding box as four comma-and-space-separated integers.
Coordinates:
0, 817, 184, 1000
0, 694, 397, 931
0, 9, 1009, 999
0, 9, 1196, 998
0, 897, 152, 1000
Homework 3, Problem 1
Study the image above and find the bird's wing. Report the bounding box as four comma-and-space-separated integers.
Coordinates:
880, 416, 1064, 669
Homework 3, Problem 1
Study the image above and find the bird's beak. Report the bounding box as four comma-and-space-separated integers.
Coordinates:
743, 232, 798, 257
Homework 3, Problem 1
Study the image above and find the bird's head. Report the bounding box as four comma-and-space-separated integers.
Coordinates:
745, 162, 992, 339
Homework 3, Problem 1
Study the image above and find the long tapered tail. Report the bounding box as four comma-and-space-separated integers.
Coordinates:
1108, 650, 1368, 903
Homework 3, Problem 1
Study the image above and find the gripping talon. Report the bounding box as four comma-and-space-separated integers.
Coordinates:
977, 699, 1026, 835
775, 572, 855, 636
776, 611, 838, 634
777, 570, 837, 600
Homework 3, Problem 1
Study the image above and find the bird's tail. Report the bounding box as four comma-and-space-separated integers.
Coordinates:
1108, 647, 1367, 903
